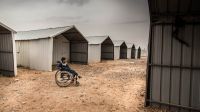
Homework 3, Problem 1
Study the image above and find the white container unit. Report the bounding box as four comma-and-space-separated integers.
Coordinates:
86, 36, 114, 63
16, 26, 88, 71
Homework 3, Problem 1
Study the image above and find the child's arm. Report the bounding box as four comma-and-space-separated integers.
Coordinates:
62, 62, 70, 68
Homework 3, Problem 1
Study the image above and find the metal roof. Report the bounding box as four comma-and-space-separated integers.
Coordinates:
149, 0, 200, 16
15, 26, 74, 40
85, 36, 110, 45
0, 22, 16, 33
126, 43, 135, 49
113, 40, 125, 47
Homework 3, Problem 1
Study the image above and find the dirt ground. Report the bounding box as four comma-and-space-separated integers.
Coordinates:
0, 58, 167, 112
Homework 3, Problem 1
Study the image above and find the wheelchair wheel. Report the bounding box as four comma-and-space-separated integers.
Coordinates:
55, 71, 73, 87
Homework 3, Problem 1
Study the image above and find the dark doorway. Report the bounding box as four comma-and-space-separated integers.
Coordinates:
137, 47, 141, 59
101, 38, 114, 60
131, 45, 136, 59
120, 42, 127, 59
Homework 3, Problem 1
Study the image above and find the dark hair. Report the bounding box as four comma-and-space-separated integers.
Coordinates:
61, 57, 66, 62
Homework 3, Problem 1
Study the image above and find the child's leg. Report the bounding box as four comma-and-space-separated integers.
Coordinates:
63, 67, 78, 77
68, 69, 78, 77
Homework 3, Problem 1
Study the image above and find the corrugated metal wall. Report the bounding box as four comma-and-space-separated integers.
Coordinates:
0, 32, 15, 76
101, 44, 114, 60
88, 44, 101, 63
146, 23, 200, 111
29, 38, 53, 71
127, 48, 131, 59
70, 42, 88, 64
114, 47, 120, 59
16, 38, 53, 71
101, 38, 114, 60
16, 41, 30, 67
53, 35, 69, 65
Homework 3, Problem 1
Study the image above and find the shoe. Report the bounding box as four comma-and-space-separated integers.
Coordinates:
70, 79, 74, 83
78, 76, 82, 78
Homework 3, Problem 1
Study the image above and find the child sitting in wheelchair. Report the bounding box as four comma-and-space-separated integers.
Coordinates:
57, 57, 81, 80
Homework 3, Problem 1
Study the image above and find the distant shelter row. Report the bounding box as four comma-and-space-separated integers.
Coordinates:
0, 23, 141, 76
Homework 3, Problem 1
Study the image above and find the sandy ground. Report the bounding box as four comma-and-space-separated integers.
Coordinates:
0, 58, 167, 112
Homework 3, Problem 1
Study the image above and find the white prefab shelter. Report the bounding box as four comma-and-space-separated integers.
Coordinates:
16, 26, 88, 71
126, 43, 136, 59
0, 22, 17, 76
86, 36, 114, 63
134, 45, 140, 59
113, 40, 127, 59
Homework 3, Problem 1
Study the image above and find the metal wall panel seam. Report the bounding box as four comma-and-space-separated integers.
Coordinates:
160, 24, 164, 107
49, 37, 53, 71
189, 23, 194, 112
169, 24, 174, 111
178, 37, 183, 111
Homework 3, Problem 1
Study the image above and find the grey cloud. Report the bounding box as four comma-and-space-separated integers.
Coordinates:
114, 20, 150, 25
44, 16, 89, 24
0, 0, 149, 48
58, 0, 90, 6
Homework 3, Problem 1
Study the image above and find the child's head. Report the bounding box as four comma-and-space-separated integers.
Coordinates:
61, 57, 66, 63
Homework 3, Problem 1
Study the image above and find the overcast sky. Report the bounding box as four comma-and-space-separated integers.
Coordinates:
0, 0, 150, 49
